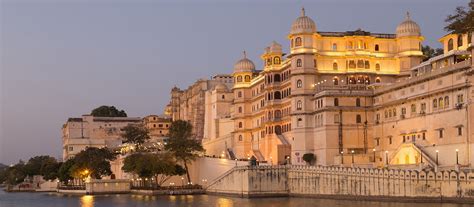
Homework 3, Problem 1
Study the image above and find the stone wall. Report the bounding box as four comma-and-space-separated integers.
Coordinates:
85, 179, 130, 195
206, 165, 474, 202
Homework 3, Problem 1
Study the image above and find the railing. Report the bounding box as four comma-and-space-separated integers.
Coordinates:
131, 184, 202, 190
316, 84, 372, 93
58, 185, 86, 190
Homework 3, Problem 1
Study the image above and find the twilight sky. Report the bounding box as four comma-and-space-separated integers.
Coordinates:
0, 0, 467, 164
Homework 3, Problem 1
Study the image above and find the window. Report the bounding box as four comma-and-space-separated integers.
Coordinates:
433, 99, 437, 109
332, 43, 337, 51
238, 122, 243, 128
389, 136, 392, 145
448, 38, 454, 51
334, 98, 339, 106
153, 124, 156, 128
375, 44, 379, 51
356, 114, 361, 123
356, 98, 361, 107
457, 126, 463, 136
468, 33, 472, 44
376, 138, 380, 146
274, 57, 281, 64
392, 108, 397, 117
411, 104, 416, 113
357, 60, 364, 68
296, 79, 303, 88
334, 114, 340, 123
222, 95, 225, 99
296, 59, 302, 67
364, 60, 370, 69
457, 94, 464, 103
438, 97, 444, 108
238, 107, 242, 113
401, 107, 406, 115
238, 135, 243, 141
238, 91, 242, 98
333, 62, 338, 70
403, 135, 406, 143
458, 35, 463, 47
438, 129, 444, 138
244, 75, 251, 82
333, 77, 339, 85
274, 74, 281, 82
445, 96, 449, 108
237, 76, 243, 82
295, 37, 302, 46
375, 63, 381, 71
274, 91, 281, 99
349, 60, 356, 69
421, 103, 426, 112
375, 78, 381, 83
422, 132, 426, 140
68, 146, 74, 152
296, 100, 303, 110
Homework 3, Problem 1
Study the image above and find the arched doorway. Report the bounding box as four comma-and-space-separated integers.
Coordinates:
275, 125, 282, 135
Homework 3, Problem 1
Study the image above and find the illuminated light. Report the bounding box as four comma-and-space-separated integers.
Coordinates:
456, 149, 459, 152
436, 150, 439, 153
372, 149, 376, 152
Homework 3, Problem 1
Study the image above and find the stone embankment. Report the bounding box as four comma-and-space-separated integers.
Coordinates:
205, 165, 474, 203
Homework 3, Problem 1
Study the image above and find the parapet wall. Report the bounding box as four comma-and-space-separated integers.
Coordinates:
206, 165, 474, 202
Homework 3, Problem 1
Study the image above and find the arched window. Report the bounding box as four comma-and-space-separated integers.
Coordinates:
296, 79, 302, 88
237, 91, 242, 98
445, 96, 449, 108
238, 135, 243, 141
458, 35, 463, 47
438, 97, 444, 108
238, 106, 242, 113
448, 38, 454, 51
274, 91, 281, 100
221, 95, 225, 99
333, 77, 339, 85
357, 60, 364, 68
275, 110, 282, 118
375, 63, 381, 71
349, 60, 356, 69
356, 114, 362, 123
238, 122, 243, 128
333, 62, 338, 70
296, 59, 302, 67
433, 99, 438, 109
237, 76, 243, 82
274, 74, 281, 82
356, 98, 361, 107
468, 33, 472, 44
375, 44, 379, 51
364, 60, 370, 69
411, 104, 416, 113
375, 78, 381, 83
332, 43, 337, 51
296, 100, 303, 110
244, 75, 251, 82
273, 57, 281, 64
295, 37, 302, 47
334, 98, 339, 106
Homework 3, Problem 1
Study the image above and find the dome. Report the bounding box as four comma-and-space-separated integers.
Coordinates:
269, 41, 282, 53
290, 8, 316, 35
396, 12, 421, 37
233, 51, 255, 73
214, 83, 228, 91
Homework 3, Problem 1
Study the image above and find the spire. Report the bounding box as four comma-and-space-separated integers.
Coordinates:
243, 50, 247, 58
301, 7, 305, 16
406, 11, 411, 20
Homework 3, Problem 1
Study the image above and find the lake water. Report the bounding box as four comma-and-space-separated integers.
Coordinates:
0, 191, 472, 207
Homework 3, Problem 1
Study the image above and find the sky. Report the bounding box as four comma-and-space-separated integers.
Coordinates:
0, 0, 468, 164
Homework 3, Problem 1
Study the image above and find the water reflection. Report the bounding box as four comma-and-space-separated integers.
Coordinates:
216, 197, 233, 207
80, 195, 94, 207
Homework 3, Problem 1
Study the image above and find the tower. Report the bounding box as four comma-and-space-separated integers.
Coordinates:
396, 12, 424, 75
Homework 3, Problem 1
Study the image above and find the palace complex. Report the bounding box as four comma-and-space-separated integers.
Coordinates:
167, 8, 474, 169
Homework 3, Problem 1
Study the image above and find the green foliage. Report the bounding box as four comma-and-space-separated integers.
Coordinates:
58, 159, 75, 184
91, 105, 127, 117
70, 147, 117, 179
121, 124, 151, 149
302, 153, 316, 165
421, 45, 443, 61
23, 155, 60, 180
165, 120, 205, 183
445, 2, 474, 34
122, 152, 186, 186
2, 162, 27, 185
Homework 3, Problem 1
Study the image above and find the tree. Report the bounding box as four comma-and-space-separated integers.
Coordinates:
3, 161, 27, 185
165, 120, 205, 184
121, 124, 150, 151
23, 155, 61, 180
70, 147, 117, 179
91, 105, 127, 117
445, 2, 474, 34
422, 45, 443, 61
302, 153, 316, 166
122, 153, 186, 186
58, 159, 75, 184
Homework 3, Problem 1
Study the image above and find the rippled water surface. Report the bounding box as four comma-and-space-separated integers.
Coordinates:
0, 190, 472, 207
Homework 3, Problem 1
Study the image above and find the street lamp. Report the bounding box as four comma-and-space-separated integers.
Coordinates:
341, 151, 344, 164
456, 149, 459, 165
435, 150, 439, 165
351, 150, 355, 164
385, 151, 389, 166
372, 149, 376, 162
235, 158, 238, 166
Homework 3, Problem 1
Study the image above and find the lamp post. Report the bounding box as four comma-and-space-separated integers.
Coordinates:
435, 150, 439, 165
341, 151, 344, 164
372, 149, 376, 162
385, 151, 389, 166
235, 158, 238, 166
351, 150, 355, 164
456, 149, 459, 165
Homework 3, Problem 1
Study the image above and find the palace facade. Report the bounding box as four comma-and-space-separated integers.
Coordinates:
168, 9, 474, 170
